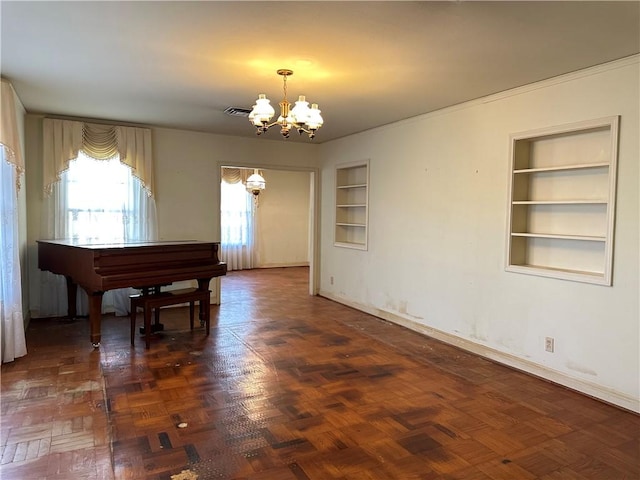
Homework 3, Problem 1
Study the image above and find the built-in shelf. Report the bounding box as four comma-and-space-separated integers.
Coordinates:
335, 160, 369, 250
506, 116, 619, 285
513, 162, 610, 174
511, 232, 606, 242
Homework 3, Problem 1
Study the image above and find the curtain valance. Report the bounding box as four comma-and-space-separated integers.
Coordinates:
43, 118, 155, 197
82, 122, 119, 160
221, 167, 263, 185
0, 80, 25, 189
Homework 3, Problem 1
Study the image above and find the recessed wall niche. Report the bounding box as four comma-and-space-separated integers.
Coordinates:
335, 160, 369, 250
506, 116, 619, 285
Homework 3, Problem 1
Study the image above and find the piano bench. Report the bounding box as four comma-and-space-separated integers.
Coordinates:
132, 284, 169, 332
130, 287, 211, 349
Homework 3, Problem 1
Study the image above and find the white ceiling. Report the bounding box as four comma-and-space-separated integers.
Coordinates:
2, 1, 639, 143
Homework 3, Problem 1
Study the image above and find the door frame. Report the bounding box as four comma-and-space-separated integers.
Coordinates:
217, 162, 319, 295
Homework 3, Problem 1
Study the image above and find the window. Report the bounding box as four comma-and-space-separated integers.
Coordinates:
40, 150, 157, 317
220, 175, 256, 271
65, 151, 138, 243
221, 180, 252, 246
39, 118, 156, 317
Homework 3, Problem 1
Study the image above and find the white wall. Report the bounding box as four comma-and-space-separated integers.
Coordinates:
152, 127, 319, 242
256, 169, 310, 268
318, 56, 640, 412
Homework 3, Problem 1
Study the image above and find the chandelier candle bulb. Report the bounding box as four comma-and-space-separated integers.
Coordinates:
291, 96, 311, 124
248, 94, 274, 127
306, 104, 323, 131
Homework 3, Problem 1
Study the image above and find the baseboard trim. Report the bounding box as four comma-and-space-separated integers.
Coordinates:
257, 263, 310, 269
319, 291, 639, 414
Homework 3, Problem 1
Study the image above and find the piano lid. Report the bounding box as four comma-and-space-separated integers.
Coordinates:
37, 239, 214, 249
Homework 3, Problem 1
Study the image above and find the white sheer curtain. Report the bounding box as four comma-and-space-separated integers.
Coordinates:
220, 168, 258, 271
39, 119, 157, 318
0, 79, 27, 363
0, 150, 27, 362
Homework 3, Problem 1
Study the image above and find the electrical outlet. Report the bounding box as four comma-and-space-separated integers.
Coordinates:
330, 276, 334, 285
545, 337, 555, 353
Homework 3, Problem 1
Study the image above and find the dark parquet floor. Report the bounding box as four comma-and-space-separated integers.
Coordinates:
1, 267, 638, 479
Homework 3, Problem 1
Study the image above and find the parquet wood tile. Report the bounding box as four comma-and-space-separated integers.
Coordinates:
2, 267, 639, 479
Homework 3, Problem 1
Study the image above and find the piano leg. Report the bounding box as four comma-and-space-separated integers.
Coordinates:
88, 291, 104, 348
196, 278, 212, 327
65, 276, 78, 320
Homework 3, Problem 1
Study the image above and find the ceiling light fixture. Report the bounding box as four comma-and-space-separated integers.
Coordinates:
248, 69, 323, 140
246, 169, 266, 197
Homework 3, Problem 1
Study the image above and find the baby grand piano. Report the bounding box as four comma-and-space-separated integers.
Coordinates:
37, 239, 227, 347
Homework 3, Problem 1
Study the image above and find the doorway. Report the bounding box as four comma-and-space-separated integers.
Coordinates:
219, 164, 318, 295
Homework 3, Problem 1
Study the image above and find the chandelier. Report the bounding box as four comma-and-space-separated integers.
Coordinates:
248, 69, 323, 139
246, 169, 266, 197
245, 168, 266, 207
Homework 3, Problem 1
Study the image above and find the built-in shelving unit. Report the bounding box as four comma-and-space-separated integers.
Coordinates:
506, 116, 619, 285
335, 160, 369, 250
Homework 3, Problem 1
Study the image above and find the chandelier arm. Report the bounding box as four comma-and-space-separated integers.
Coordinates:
260, 120, 311, 132
260, 120, 284, 130
256, 121, 316, 138
293, 123, 310, 133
